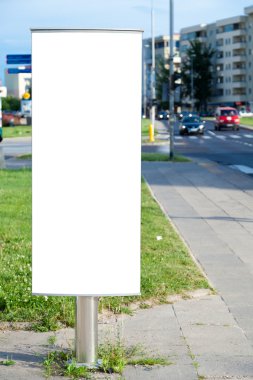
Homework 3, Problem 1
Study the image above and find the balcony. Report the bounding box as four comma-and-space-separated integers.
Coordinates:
233, 47, 246, 55
232, 42, 246, 49
232, 81, 246, 88
233, 88, 246, 95
232, 55, 246, 62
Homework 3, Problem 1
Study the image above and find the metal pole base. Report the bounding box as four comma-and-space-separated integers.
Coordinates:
75, 296, 98, 365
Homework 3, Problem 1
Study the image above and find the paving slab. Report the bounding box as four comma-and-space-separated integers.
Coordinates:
142, 160, 253, 377
1, 294, 253, 379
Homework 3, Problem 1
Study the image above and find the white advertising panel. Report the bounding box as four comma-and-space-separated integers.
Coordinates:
32, 29, 142, 296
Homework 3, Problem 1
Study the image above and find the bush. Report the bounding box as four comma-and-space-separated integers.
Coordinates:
2, 96, 21, 112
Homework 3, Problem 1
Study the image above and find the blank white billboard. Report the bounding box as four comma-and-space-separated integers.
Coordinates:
32, 29, 142, 296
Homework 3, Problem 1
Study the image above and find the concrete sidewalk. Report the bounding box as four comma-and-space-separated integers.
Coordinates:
1, 160, 253, 379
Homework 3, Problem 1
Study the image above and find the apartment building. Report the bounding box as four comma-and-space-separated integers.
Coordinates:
4, 70, 32, 99
142, 34, 181, 115
180, 6, 253, 112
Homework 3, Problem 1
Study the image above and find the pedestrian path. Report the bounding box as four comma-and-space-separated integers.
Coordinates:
142, 161, 253, 373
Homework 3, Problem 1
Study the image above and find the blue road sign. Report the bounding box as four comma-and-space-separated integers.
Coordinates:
8, 67, 32, 74
6, 54, 31, 65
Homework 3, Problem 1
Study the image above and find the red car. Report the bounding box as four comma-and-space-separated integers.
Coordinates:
2, 111, 23, 126
214, 107, 240, 131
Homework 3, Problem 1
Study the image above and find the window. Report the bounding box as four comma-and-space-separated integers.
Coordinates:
224, 24, 233, 33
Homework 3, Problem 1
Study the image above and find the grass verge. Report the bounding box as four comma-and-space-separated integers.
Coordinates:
142, 118, 156, 137
17, 154, 32, 160
3, 125, 32, 138
240, 117, 253, 128
0, 170, 210, 330
141, 152, 191, 162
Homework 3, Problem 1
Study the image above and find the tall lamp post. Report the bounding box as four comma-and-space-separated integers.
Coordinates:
169, 0, 174, 159
150, 0, 156, 142
142, 43, 149, 118
191, 54, 195, 112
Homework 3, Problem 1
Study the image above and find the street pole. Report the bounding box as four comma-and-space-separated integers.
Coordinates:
150, 0, 155, 142
169, 0, 174, 159
143, 44, 147, 118
191, 57, 194, 112
76, 296, 98, 366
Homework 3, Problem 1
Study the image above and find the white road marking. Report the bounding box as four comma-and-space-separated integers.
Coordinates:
202, 135, 211, 139
230, 165, 253, 174
243, 134, 253, 138
188, 136, 198, 140
229, 134, 240, 139
244, 142, 253, 147
216, 135, 226, 140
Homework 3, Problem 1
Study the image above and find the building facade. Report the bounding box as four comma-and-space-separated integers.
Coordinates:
180, 6, 253, 112
4, 70, 32, 99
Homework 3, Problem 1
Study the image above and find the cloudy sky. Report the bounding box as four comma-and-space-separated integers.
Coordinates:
1, 0, 253, 83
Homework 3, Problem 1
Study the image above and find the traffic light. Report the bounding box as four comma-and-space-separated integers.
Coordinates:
172, 71, 181, 90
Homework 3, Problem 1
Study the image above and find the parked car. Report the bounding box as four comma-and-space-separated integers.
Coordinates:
214, 107, 240, 131
157, 110, 169, 120
2, 111, 22, 126
179, 115, 205, 135
239, 108, 253, 117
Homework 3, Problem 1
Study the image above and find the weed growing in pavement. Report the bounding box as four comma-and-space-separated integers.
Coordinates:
0, 357, 15, 366
42, 340, 171, 378
47, 335, 57, 346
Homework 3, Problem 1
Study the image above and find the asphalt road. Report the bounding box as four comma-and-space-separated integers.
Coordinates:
1, 137, 32, 158
0, 137, 32, 169
142, 120, 253, 175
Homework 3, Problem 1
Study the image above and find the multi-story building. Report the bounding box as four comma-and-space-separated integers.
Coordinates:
180, 6, 253, 112
142, 34, 181, 115
4, 70, 32, 99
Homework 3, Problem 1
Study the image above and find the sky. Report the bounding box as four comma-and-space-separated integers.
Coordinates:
1, 0, 253, 84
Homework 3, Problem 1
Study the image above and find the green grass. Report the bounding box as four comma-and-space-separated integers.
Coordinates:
141, 152, 191, 162
17, 154, 32, 160
43, 341, 172, 378
0, 170, 75, 330
0, 171, 209, 330
240, 117, 253, 127
142, 118, 158, 137
3, 125, 32, 138
0, 359, 16, 366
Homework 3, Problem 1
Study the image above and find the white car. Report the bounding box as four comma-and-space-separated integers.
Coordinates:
239, 109, 253, 117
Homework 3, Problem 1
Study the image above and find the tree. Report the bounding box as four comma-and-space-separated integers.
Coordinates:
156, 58, 170, 110
181, 40, 216, 112
2, 96, 21, 111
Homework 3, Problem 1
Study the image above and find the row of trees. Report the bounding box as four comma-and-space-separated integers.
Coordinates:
156, 40, 216, 112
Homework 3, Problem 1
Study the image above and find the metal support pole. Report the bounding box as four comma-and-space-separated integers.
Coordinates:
191, 57, 194, 112
150, 0, 156, 142
169, 0, 174, 159
0, 96, 2, 128
76, 296, 98, 366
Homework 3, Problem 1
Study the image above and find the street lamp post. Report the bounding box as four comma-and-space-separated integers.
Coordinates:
150, 1, 156, 142
142, 43, 149, 118
191, 55, 195, 112
169, 0, 174, 159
